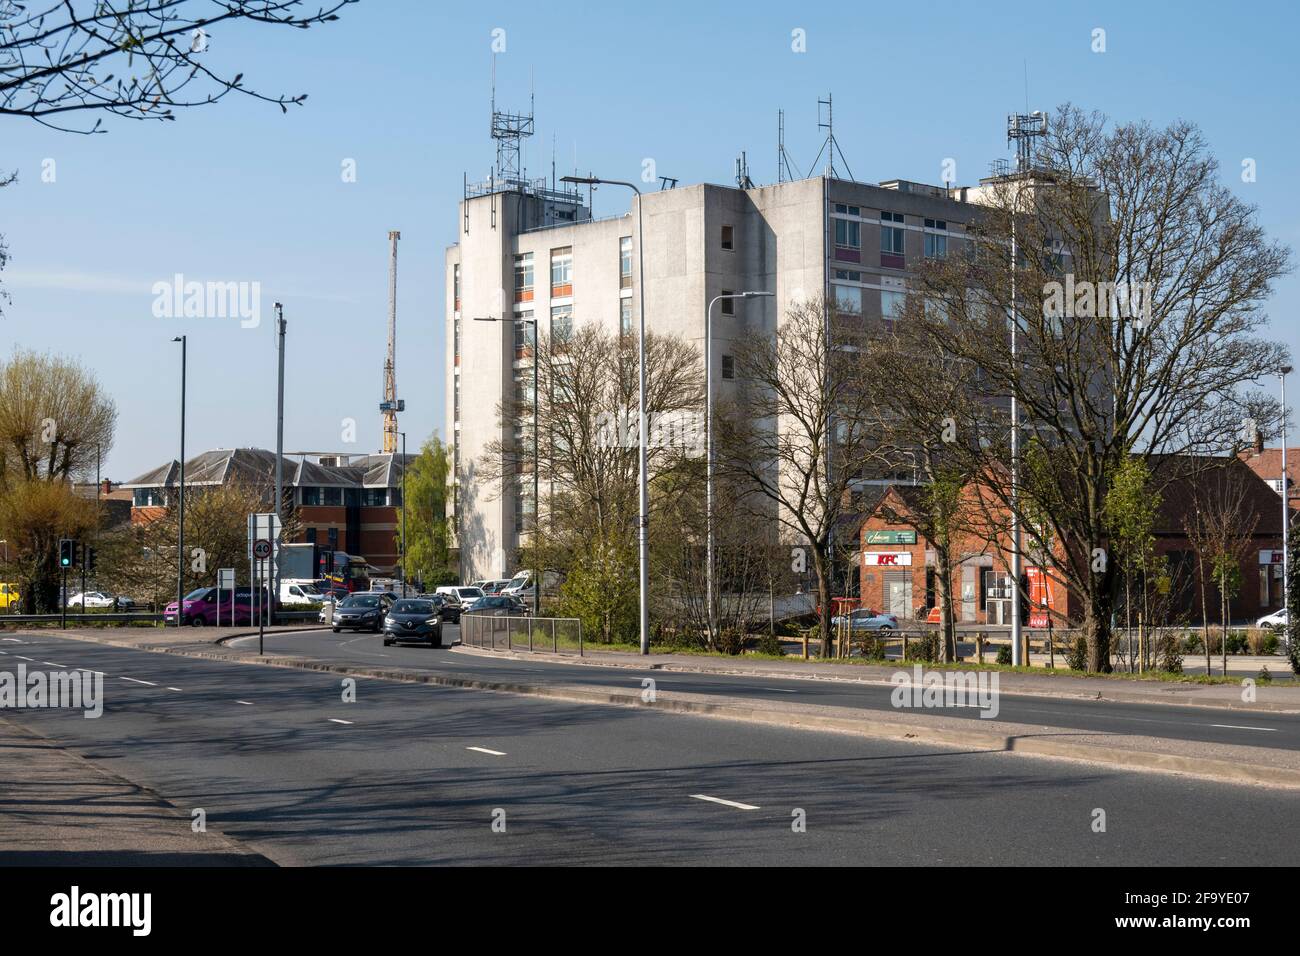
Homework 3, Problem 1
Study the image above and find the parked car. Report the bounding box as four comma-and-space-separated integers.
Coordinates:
0, 582, 19, 611
830, 607, 899, 632
382, 599, 444, 647
1257, 608, 1288, 630
416, 594, 457, 623
331, 593, 387, 632
479, 579, 513, 594
66, 595, 133, 608
463, 594, 530, 617
434, 586, 486, 623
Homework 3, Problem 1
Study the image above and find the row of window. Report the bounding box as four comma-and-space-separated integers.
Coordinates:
512, 239, 636, 303
833, 205, 950, 268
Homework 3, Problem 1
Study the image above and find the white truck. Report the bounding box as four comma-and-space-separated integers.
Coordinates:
280, 579, 327, 605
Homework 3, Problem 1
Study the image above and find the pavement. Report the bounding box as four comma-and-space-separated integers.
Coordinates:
1, 630, 1298, 865
0, 716, 271, 866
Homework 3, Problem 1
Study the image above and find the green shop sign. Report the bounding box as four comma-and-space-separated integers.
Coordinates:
866, 530, 917, 545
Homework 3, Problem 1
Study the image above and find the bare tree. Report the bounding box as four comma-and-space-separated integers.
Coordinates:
896, 105, 1289, 671
717, 296, 886, 657
1187, 462, 1259, 674
0, 0, 355, 133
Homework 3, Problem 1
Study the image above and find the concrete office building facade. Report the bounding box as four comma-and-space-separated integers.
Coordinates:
446, 173, 987, 583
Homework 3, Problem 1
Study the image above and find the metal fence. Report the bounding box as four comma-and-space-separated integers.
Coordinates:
459, 613, 584, 656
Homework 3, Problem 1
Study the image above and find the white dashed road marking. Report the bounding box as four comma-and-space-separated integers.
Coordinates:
466, 746, 507, 756
328, 718, 354, 725
690, 794, 760, 811
167, 687, 183, 692
121, 677, 157, 686
235, 700, 254, 706
1210, 724, 1277, 732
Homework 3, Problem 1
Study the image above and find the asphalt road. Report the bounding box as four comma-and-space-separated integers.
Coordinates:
239, 626, 1300, 752
1, 631, 1297, 865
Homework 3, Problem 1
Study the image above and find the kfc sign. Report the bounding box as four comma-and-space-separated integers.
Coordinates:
862, 551, 912, 567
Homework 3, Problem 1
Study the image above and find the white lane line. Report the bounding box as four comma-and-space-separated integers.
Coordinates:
1210, 723, 1277, 732
167, 686, 183, 692
235, 700, 254, 706
120, 677, 157, 686
15, 656, 33, 661
42, 661, 66, 667
690, 794, 761, 811
466, 746, 507, 756
328, 718, 354, 725
1, 638, 20, 642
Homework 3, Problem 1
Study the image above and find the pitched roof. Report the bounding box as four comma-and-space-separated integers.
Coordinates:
122, 448, 415, 491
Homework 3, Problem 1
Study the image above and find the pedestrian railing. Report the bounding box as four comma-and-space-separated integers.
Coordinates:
459, 613, 584, 656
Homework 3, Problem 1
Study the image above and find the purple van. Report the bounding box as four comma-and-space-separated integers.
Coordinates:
164, 587, 270, 626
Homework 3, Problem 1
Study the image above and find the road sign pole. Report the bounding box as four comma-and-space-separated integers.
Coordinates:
61, 566, 67, 629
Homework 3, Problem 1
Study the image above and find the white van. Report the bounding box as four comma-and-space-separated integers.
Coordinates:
280, 579, 327, 605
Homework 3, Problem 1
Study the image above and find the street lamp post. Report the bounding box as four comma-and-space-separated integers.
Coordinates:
705, 291, 772, 647
1282, 365, 1293, 643
172, 335, 186, 627
474, 313, 541, 616
562, 175, 649, 653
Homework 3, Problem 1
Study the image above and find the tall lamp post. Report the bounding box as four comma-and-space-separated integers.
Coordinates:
172, 335, 187, 627
705, 290, 772, 646
562, 175, 649, 653
1282, 365, 1293, 642
474, 313, 541, 616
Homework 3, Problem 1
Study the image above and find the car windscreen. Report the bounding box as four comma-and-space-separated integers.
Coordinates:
184, 588, 214, 602
340, 596, 380, 608
391, 600, 433, 614
458, 588, 485, 599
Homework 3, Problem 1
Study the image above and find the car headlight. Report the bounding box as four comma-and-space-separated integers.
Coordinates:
383, 616, 394, 625
425, 617, 439, 626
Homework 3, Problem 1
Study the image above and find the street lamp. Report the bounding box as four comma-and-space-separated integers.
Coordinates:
705, 291, 773, 646
172, 335, 186, 627
1282, 365, 1293, 642
562, 174, 650, 653
474, 314, 541, 616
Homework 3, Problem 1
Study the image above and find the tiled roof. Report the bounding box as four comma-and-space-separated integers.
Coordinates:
123, 448, 414, 491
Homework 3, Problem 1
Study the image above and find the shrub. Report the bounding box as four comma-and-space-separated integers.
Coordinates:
716, 628, 747, 656
1225, 630, 1249, 655
1182, 631, 1203, 654
1066, 636, 1088, 672
1156, 633, 1183, 673
854, 633, 887, 661
905, 632, 939, 663
1259, 665, 1273, 684
755, 631, 784, 657
1248, 629, 1281, 656
996, 644, 1013, 666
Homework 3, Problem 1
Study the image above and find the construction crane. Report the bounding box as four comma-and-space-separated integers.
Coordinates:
380, 230, 404, 454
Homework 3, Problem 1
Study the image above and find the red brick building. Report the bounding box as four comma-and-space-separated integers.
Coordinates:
859, 457, 1284, 628
122, 448, 411, 574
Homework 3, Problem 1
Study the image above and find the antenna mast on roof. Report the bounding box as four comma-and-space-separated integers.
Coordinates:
809, 93, 855, 182
777, 109, 801, 183
1007, 110, 1047, 173
490, 54, 534, 187
735, 151, 754, 189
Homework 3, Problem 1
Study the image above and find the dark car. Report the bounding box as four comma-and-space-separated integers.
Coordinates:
416, 594, 457, 624
463, 594, 530, 617
382, 599, 444, 647
331, 594, 386, 632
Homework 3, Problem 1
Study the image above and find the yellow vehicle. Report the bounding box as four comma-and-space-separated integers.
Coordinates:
0, 582, 20, 611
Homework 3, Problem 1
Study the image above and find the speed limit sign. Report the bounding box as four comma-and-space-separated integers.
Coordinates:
252, 538, 272, 560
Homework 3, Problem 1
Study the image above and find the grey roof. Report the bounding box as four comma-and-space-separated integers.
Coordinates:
123, 448, 415, 491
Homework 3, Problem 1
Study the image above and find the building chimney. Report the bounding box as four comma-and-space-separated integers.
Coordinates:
101, 478, 112, 495
1254, 429, 1264, 455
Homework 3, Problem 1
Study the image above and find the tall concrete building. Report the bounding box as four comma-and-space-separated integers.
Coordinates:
446, 171, 993, 583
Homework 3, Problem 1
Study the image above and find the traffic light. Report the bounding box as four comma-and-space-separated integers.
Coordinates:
58, 538, 75, 568
86, 547, 97, 573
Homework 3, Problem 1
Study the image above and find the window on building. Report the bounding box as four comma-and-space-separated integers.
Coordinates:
551, 304, 573, 344
834, 203, 861, 216
924, 219, 948, 258
719, 291, 736, 315
362, 488, 387, 507
132, 488, 162, 507
721, 224, 734, 250
620, 297, 633, 337
881, 290, 906, 322
306, 527, 318, 544
550, 246, 572, 294
453, 316, 460, 364
619, 237, 633, 289
513, 253, 533, 302
453, 263, 461, 310
453, 375, 460, 423
880, 211, 906, 259
833, 285, 863, 314
322, 487, 342, 507
834, 217, 861, 249
721, 355, 735, 380
514, 312, 534, 352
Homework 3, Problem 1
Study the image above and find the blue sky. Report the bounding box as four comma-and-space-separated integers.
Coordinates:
3, 0, 1297, 482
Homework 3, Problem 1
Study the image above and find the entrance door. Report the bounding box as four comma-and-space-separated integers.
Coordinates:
884, 572, 911, 619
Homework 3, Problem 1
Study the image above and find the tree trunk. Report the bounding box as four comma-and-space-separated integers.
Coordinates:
1084, 589, 1114, 673
814, 551, 833, 658
1198, 557, 1210, 675
937, 547, 957, 663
